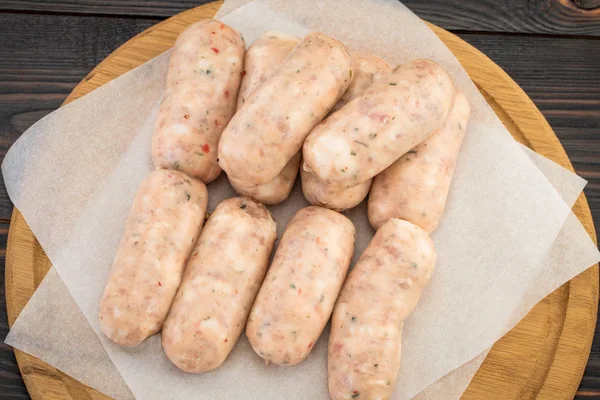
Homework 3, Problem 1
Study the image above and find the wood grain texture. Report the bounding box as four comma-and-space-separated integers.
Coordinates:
429, 27, 599, 398
5, 211, 108, 400
456, 33, 600, 234
575, 0, 600, 10
0, 67, 90, 222
3, 2, 598, 400
0, 12, 159, 220
0, 0, 201, 17
582, 328, 600, 398
0, 222, 28, 400
403, 0, 600, 36
0, 0, 598, 36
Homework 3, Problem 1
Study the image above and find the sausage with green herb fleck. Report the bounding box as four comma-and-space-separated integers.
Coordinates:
330, 52, 392, 114
99, 169, 208, 347
303, 59, 455, 191
162, 197, 277, 373
300, 167, 372, 212
230, 152, 302, 205
229, 32, 301, 204
328, 219, 436, 400
369, 92, 471, 232
219, 32, 355, 186
247, 206, 355, 365
236, 31, 299, 108
151, 20, 245, 183
301, 52, 391, 211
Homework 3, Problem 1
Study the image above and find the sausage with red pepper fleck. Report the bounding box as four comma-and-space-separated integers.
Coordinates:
230, 152, 302, 205
99, 169, 208, 347
301, 52, 391, 211
328, 219, 436, 400
162, 197, 277, 373
247, 206, 355, 365
236, 31, 299, 108
330, 52, 392, 113
369, 91, 471, 232
229, 32, 301, 204
219, 32, 355, 187
303, 59, 455, 191
300, 167, 372, 212
151, 20, 245, 183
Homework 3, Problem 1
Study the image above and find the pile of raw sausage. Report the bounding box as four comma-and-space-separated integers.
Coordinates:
99, 19, 471, 400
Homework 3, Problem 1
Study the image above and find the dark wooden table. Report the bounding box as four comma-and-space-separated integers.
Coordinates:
0, 1, 598, 399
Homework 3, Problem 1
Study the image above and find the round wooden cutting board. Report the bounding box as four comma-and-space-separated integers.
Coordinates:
5, 2, 598, 399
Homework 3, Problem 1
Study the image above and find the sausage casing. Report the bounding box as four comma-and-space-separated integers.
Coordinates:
236, 31, 299, 108
229, 32, 301, 204
328, 219, 436, 400
219, 32, 354, 186
301, 166, 372, 212
303, 59, 455, 190
301, 52, 391, 211
151, 20, 245, 183
330, 52, 392, 113
99, 170, 208, 346
369, 92, 471, 231
247, 206, 355, 365
162, 197, 277, 373
230, 152, 302, 205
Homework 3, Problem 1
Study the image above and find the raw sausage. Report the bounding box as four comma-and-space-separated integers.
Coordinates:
236, 31, 299, 108
330, 52, 392, 113
369, 91, 471, 231
303, 59, 455, 190
300, 167, 372, 212
219, 32, 354, 186
162, 197, 277, 373
303, 59, 454, 190
328, 219, 436, 400
229, 32, 301, 204
247, 206, 355, 365
301, 52, 391, 211
99, 169, 208, 347
230, 152, 302, 205
152, 20, 245, 183
220, 32, 354, 187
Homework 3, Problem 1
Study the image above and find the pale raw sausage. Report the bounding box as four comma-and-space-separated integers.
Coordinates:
152, 20, 245, 183
300, 167, 372, 212
162, 197, 277, 373
328, 219, 436, 400
219, 32, 354, 186
301, 52, 391, 211
330, 52, 392, 113
247, 206, 355, 365
303, 59, 455, 190
230, 153, 302, 205
369, 91, 471, 231
229, 32, 301, 204
99, 169, 208, 347
236, 31, 299, 108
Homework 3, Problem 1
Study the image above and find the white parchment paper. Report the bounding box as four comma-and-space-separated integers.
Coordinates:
3, 0, 599, 399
